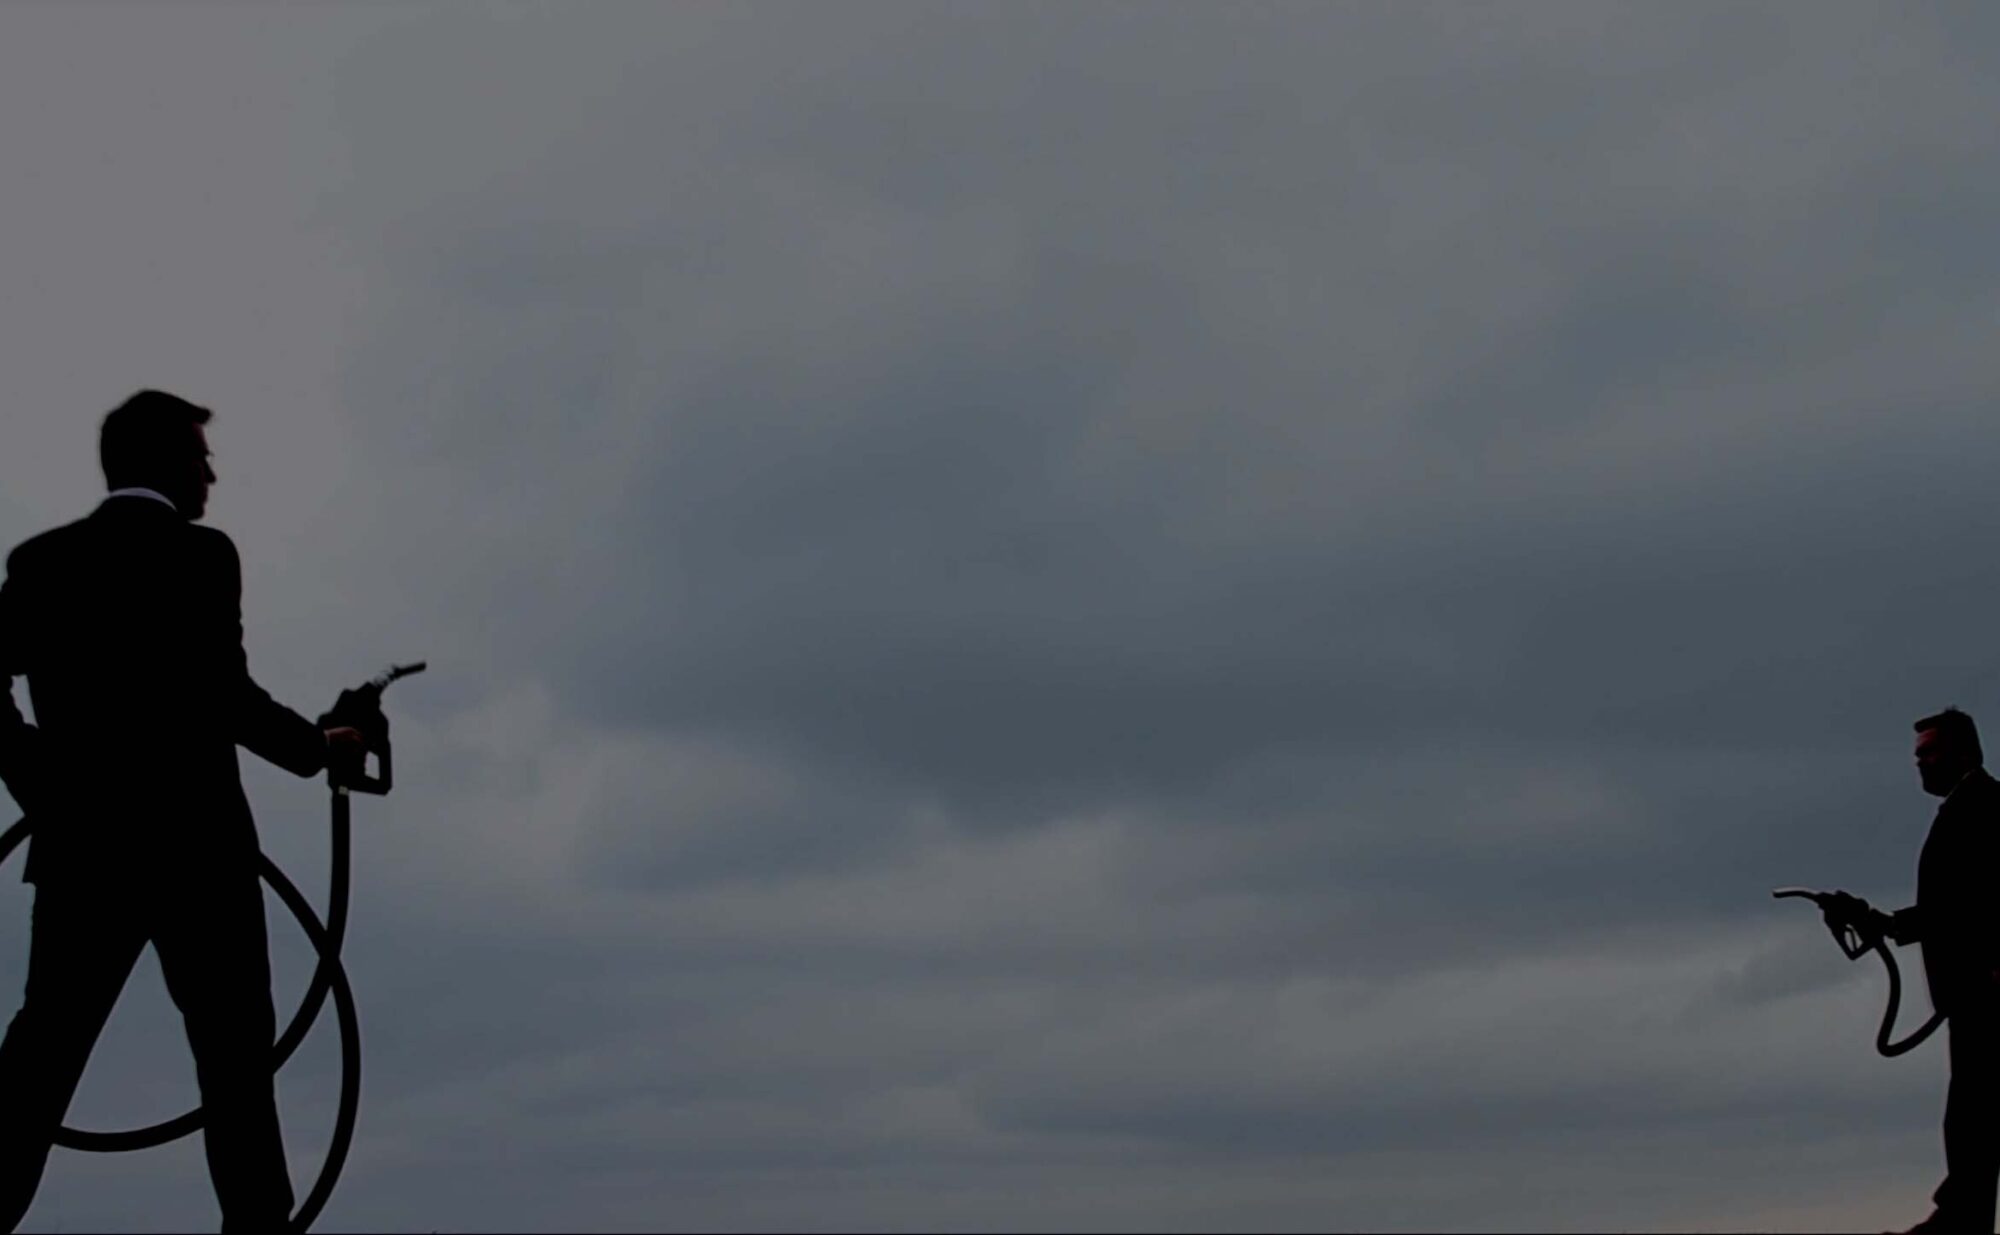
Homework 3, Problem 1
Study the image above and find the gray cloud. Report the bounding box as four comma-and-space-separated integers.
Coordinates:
3, 1, 1998, 1230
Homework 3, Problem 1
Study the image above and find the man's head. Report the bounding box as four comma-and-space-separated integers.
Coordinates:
99, 390, 216, 520
1915, 707, 1984, 797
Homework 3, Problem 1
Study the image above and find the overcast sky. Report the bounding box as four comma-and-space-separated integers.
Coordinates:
3, 2, 2000, 1231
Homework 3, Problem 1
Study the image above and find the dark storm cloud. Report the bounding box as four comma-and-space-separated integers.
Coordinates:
324, 4, 2000, 987
333, 1, 2000, 815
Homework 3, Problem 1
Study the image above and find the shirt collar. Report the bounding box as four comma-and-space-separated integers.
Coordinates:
105, 486, 179, 512
1943, 768, 1982, 808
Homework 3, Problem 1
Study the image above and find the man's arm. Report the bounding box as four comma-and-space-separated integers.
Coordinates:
207, 530, 329, 779
0, 546, 44, 812
1886, 904, 1923, 946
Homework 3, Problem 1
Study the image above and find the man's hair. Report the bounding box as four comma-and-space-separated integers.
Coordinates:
1916, 706, 1984, 766
99, 389, 211, 490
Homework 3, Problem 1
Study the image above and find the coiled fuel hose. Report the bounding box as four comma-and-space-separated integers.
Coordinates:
0, 660, 423, 1233
1773, 887, 1947, 1058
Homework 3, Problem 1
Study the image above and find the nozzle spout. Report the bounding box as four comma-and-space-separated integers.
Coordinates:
370, 662, 428, 692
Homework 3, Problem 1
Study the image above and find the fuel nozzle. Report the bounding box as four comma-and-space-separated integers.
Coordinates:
323, 661, 426, 795
1773, 886, 1880, 961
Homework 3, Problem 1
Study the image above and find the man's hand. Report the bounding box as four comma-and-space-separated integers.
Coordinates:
0, 722, 46, 815
324, 725, 367, 784
1821, 890, 1891, 940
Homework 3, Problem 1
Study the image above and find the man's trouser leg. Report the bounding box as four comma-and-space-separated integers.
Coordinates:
0, 882, 147, 1232
1932, 1013, 2000, 1232
153, 871, 293, 1232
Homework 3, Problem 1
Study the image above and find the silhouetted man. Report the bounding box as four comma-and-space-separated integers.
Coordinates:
0, 391, 362, 1231
1858, 708, 2000, 1234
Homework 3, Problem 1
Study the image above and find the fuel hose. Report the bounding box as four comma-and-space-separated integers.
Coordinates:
1773, 887, 1947, 1058
0, 660, 421, 1233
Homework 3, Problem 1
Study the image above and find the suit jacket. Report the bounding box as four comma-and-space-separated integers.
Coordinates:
0, 495, 326, 885
1890, 768, 2000, 1019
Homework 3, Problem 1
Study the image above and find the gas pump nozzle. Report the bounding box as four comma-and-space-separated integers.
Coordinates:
321, 661, 426, 795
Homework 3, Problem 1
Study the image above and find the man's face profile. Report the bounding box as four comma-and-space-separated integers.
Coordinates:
163, 423, 215, 521
1915, 727, 1964, 797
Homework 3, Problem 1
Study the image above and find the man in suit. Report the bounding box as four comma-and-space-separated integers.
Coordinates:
0, 391, 363, 1231
1845, 708, 2000, 1233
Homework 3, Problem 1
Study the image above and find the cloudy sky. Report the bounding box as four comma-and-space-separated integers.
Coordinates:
3, 2, 2000, 1230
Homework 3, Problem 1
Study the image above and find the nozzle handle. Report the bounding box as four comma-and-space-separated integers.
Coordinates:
1773, 886, 1874, 960
328, 659, 425, 795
